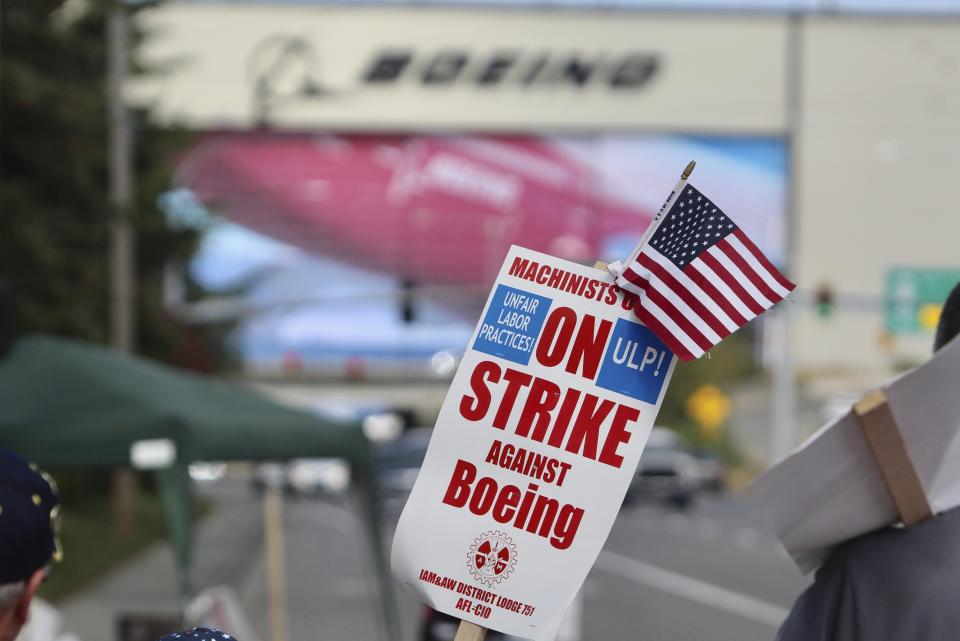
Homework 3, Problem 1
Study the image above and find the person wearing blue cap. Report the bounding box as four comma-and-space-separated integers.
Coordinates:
156, 628, 236, 641
0, 450, 61, 641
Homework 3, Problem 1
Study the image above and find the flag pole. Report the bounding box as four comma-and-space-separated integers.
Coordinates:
622, 160, 696, 267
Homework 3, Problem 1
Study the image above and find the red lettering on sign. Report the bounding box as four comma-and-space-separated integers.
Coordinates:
546, 388, 581, 447
595, 282, 610, 301
442, 460, 585, 549
508, 256, 529, 278
515, 377, 561, 438
470, 477, 498, 515
536, 307, 576, 368
604, 283, 619, 305
511, 259, 625, 307
492, 485, 521, 523
565, 314, 612, 380
442, 459, 476, 507
564, 273, 585, 296
565, 394, 614, 460
536, 264, 550, 285
599, 405, 643, 467
546, 268, 564, 289
484, 439, 574, 487
460, 360, 501, 421
492, 368, 532, 429
457, 361, 642, 469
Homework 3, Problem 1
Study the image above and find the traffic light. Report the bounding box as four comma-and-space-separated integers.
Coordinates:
401, 278, 417, 324
815, 283, 835, 319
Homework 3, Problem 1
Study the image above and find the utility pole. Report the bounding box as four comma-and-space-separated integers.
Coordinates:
108, 2, 137, 536
769, 12, 804, 463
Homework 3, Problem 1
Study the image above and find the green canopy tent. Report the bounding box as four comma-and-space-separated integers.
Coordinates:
0, 335, 399, 638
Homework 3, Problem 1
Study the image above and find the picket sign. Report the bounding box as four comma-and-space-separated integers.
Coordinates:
452, 261, 612, 641
395, 166, 698, 641
392, 245, 677, 640
853, 389, 934, 527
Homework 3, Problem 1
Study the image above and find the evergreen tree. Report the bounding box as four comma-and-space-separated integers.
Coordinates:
0, 0, 198, 360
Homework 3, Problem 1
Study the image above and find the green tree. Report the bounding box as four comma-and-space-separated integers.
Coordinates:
0, 0, 196, 360
656, 328, 758, 461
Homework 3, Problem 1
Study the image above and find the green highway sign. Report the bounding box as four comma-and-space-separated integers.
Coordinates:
885, 267, 960, 334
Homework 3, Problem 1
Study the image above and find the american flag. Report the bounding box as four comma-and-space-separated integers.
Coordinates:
615, 184, 795, 361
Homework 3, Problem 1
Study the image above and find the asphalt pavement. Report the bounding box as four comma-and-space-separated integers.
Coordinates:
591, 497, 808, 641
61, 479, 809, 641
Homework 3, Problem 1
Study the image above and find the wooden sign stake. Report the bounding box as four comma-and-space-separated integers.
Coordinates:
263, 486, 290, 641
853, 389, 934, 527
454, 620, 488, 641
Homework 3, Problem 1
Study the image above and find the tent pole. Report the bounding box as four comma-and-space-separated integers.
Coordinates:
155, 463, 194, 621
356, 463, 402, 641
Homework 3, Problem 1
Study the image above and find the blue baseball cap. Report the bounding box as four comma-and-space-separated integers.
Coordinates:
157, 628, 237, 641
0, 449, 61, 583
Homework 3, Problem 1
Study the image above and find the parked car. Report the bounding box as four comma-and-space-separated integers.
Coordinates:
625, 427, 699, 509
251, 461, 288, 493
286, 458, 351, 496
188, 461, 227, 483
251, 401, 416, 497
690, 449, 728, 493
375, 426, 433, 520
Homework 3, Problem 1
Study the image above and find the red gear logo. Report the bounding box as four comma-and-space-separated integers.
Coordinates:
468, 531, 517, 586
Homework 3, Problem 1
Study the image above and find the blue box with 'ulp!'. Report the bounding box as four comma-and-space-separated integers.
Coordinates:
472, 285, 553, 365
595, 318, 674, 404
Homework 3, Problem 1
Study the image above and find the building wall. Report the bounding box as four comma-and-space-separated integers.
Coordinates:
132, 4, 788, 133
794, 16, 960, 375
136, 4, 960, 375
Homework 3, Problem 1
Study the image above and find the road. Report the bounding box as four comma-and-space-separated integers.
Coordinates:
204, 481, 808, 641
591, 498, 808, 641
62, 479, 808, 641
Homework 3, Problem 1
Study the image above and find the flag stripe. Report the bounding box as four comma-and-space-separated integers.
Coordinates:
680, 260, 749, 327
732, 229, 795, 292
690, 254, 756, 326
707, 245, 774, 309
620, 266, 718, 350
642, 247, 739, 334
632, 305, 694, 361
716, 239, 783, 304
638, 296, 704, 359
640, 280, 716, 352
725, 234, 791, 298
699, 252, 765, 317
636, 253, 728, 341
617, 271, 647, 299
617, 263, 647, 296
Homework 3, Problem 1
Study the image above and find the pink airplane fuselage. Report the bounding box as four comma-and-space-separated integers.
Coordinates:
178, 133, 653, 285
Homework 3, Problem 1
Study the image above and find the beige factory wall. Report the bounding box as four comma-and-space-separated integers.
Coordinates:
132, 4, 959, 377
793, 16, 960, 377
131, 4, 787, 133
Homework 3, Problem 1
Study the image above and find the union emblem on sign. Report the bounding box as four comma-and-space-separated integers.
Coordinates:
468, 531, 518, 586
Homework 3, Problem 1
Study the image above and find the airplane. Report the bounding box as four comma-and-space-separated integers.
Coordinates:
174, 133, 657, 288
